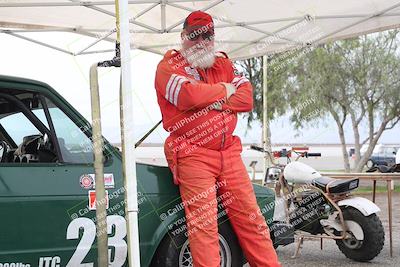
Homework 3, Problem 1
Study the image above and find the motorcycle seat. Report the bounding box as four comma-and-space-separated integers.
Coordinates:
312, 176, 359, 194
377, 165, 392, 173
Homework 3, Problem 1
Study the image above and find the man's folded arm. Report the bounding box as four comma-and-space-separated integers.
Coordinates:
155, 64, 227, 111
221, 75, 254, 113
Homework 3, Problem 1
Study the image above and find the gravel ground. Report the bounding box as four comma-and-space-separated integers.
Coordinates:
244, 192, 400, 267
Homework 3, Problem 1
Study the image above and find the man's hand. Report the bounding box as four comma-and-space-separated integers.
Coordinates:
210, 101, 223, 110
221, 82, 236, 98
210, 83, 236, 111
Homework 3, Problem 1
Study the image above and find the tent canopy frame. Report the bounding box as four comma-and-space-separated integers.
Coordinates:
2, 0, 400, 59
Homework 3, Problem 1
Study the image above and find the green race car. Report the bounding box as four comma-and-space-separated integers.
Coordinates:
0, 75, 280, 267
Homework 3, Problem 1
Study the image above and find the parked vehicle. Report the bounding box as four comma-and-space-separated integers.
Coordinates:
251, 145, 385, 262
0, 75, 278, 267
361, 144, 399, 168
367, 148, 400, 173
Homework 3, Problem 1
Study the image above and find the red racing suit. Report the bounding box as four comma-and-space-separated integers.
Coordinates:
155, 49, 252, 178
154, 49, 281, 267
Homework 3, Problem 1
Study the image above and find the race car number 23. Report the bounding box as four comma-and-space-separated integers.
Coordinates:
66, 215, 127, 267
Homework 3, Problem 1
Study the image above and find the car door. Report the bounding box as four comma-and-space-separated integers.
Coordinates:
0, 92, 127, 267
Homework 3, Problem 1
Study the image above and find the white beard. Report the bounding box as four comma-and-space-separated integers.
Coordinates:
183, 45, 215, 69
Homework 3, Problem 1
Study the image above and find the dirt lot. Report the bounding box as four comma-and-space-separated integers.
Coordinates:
245, 192, 400, 267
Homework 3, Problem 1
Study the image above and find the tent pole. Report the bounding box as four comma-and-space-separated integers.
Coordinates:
89, 64, 109, 267
117, 0, 142, 266
262, 55, 270, 185
88, 1, 125, 264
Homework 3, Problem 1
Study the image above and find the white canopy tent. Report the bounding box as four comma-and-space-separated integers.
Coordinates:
1, 0, 400, 59
1, 1, 399, 266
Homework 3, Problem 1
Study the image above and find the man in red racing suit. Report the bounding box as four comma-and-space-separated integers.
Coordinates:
154, 10, 281, 267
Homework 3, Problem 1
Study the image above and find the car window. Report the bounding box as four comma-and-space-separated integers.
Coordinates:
48, 107, 94, 164
0, 93, 97, 164
47, 106, 94, 164
31, 100, 94, 164
0, 112, 41, 145
383, 147, 397, 157
33, 109, 49, 128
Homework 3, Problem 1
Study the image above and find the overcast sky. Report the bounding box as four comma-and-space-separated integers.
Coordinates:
0, 32, 398, 145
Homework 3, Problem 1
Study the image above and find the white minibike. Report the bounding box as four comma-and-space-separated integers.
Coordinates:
251, 145, 385, 262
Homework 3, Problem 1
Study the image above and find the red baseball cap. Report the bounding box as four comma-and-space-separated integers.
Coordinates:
183, 10, 214, 32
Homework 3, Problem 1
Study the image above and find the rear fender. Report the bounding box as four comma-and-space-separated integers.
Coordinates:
337, 197, 380, 216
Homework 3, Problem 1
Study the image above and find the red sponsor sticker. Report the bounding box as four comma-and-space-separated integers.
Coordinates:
80, 174, 94, 189
79, 173, 115, 189
104, 174, 115, 189
88, 190, 109, 210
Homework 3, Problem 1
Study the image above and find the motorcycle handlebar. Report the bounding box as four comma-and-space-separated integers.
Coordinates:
306, 152, 321, 157
250, 145, 265, 152
250, 145, 321, 159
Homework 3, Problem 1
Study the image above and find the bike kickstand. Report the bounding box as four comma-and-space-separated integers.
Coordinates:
291, 235, 304, 259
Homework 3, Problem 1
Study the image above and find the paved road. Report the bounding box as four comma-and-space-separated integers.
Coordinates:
245, 192, 399, 267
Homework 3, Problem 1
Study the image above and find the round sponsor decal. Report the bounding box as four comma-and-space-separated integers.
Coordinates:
80, 174, 94, 189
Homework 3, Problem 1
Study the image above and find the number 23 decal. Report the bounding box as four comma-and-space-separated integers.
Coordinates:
66, 215, 127, 267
